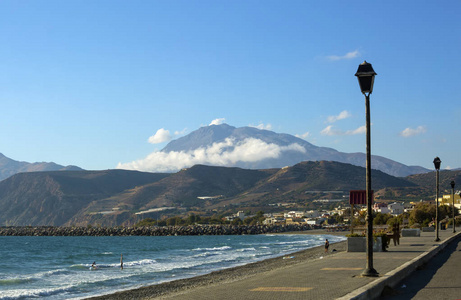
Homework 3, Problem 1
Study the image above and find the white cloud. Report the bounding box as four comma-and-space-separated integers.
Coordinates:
250, 123, 272, 130
321, 125, 366, 136
345, 125, 366, 135
327, 50, 360, 61
321, 125, 341, 136
148, 128, 172, 144
174, 128, 188, 136
399, 126, 427, 137
296, 132, 311, 139
210, 118, 226, 126
327, 110, 352, 123
117, 138, 306, 172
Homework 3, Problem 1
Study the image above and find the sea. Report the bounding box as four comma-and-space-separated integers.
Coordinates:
0, 234, 346, 299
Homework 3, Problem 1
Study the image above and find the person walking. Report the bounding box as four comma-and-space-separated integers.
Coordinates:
324, 239, 329, 252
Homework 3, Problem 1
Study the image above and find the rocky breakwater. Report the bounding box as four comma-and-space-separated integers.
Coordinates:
0, 224, 312, 236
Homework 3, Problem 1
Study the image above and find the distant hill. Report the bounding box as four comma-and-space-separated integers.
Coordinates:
0, 153, 83, 181
0, 161, 423, 227
161, 124, 429, 177
372, 169, 461, 201
0, 170, 170, 226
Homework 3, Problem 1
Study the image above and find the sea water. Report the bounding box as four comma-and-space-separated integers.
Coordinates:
0, 234, 345, 299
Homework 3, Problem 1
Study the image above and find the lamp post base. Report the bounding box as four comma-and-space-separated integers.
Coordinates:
435, 238, 440, 242
361, 268, 379, 277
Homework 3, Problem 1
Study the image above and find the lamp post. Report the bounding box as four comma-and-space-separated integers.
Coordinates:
433, 157, 441, 242
355, 61, 378, 277
451, 180, 456, 233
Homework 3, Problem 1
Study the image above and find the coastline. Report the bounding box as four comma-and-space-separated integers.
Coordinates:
87, 230, 347, 300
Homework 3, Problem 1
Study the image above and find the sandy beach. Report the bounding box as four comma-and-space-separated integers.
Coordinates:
87, 230, 347, 300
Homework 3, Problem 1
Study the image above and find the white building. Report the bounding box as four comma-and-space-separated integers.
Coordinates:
236, 211, 245, 220
284, 211, 304, 218
388, 202, 404, 215
306, 218, 326, 225
263, 217, 285, 225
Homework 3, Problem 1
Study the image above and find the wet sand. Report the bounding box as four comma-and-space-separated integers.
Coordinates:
87, 230, 347, 300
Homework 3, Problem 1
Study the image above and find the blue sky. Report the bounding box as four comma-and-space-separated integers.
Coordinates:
1, 1, 460, 172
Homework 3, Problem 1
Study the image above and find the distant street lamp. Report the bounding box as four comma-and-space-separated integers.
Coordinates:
355, 61, 378, 277
451, 180, 456, 233
433, 157, 441, 242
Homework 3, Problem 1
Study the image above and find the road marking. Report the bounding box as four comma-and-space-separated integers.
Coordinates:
250, 287, 313, 292
321, 267, 363, 270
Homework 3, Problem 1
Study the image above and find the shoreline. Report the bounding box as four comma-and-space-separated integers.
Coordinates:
87, 230, 347, 300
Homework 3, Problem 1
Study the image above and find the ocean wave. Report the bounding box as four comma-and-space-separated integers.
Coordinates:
82, 258, 157, 269
236, 247, 256, 252
124, 258, 157, 267
191, 251, 218, 258
0, 277, 35, 286
0, 285, 74, 300
192, 246, 232, 251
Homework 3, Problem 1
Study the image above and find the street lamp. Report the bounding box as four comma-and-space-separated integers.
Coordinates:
433, 157, 441, 242
451, 180, 456, 233
355, 61, 378, 277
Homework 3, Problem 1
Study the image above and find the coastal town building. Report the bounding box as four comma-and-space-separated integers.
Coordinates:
440, 193, 461, 210
284, 211, 304, 218
225, 211, 246, 222
304, 210, 321, 218
373, 203, 389, 214
263, 217, 285, 225
388, 202, 405, 215
372, 202, 404, 215
285, 217, 306, 225
306, 218, 326, 225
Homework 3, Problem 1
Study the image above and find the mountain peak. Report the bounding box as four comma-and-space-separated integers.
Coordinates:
158, 124, 429, 177
0, 154, 84, 181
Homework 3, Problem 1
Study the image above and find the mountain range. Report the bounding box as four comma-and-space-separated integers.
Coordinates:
1, 161, 457, 227
0, 153, 82, 181
1, 124, 429, 182
159, 124, 429, 177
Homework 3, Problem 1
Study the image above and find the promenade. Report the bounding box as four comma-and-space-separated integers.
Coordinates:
156, 229, 461, 300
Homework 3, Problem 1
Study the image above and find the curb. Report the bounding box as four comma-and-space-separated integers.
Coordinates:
336, 231, 461, 300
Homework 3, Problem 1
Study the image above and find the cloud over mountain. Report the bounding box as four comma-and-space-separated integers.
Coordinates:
117, 137, 306, 172
117, 123, 429, 177
148, 128, 172, 144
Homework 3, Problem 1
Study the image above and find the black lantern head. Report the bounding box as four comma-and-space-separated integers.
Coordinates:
355, 61, 377, 95
451, 181, 455, 189
433, 157, 441, 170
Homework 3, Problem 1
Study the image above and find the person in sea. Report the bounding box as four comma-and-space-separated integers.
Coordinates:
120, 254, 123, 270
324, 239, 329, 252
91, 261, 97, 269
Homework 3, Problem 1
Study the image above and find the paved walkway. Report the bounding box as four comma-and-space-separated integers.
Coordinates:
381, 233, 461, 299
159, 229, 461, 300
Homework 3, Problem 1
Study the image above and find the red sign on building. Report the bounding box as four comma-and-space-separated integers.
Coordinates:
349, 190, 374, 205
